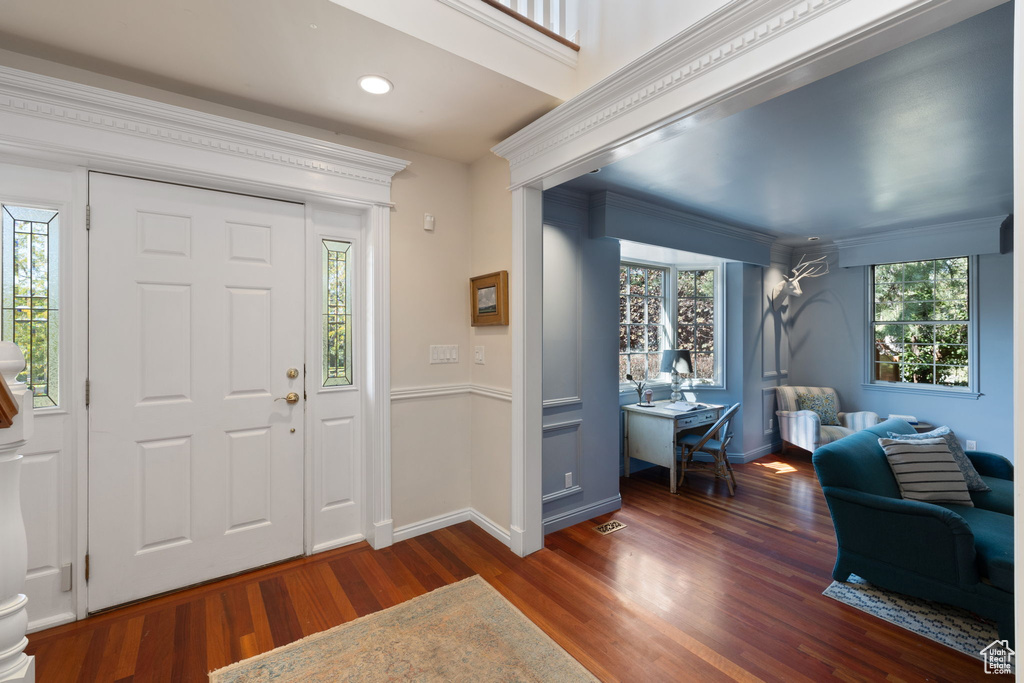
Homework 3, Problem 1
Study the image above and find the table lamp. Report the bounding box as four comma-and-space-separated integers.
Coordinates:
660, 349, 692, 402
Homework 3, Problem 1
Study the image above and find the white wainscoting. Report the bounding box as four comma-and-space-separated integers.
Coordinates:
390, 384, 512, 545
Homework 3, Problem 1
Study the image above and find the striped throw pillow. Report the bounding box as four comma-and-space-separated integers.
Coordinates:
878, 438, 973, 506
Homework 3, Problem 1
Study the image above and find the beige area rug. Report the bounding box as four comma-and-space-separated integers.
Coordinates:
209, 575, 599, 682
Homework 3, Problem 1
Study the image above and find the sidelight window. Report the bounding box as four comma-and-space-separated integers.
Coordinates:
1, 204, 59, 408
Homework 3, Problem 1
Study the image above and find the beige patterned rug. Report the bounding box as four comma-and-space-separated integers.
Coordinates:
209, 575, 598, 682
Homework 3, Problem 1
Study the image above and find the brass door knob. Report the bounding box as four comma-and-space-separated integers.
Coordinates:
276, 392, 301, 404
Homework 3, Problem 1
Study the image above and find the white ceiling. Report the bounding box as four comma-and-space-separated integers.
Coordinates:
0, 0, 560, 163
564, 2, 1014, 246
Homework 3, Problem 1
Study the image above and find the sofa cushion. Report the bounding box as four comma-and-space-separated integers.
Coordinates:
879, 438, 973, 507
797, 392, 840, 425
970, 476, 1014, 516
886, 426, 989, 492
938, 504, 1014, 592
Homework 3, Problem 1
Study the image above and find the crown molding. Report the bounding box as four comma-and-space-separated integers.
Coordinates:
832, 215, 1006, 250
594, 191, 774, 246
543, 186, 589, 210
435, 0, 578, 67
0, 65, 409, 188
770, 242, 795, 266
493, 0, 851, 169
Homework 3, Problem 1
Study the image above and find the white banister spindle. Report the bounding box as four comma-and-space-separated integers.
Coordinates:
556, 0, 566, 36
0, 342, 34, 683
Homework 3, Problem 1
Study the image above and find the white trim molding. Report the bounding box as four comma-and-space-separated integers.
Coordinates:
393, 507, 511, 546
493, 0, 1004, 189
435, 0, 579, 67
0, 65, 409, 203
391, 384, 513, 403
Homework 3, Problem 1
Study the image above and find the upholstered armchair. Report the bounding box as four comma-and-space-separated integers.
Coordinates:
775, 386, 879, 453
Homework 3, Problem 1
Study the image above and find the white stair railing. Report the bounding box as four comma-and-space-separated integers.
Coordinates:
493, 0, 572, 42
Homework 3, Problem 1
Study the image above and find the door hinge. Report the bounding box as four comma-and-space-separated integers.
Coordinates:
86, 204, 91, 231
85, 377, 90, 407
84, 553, 90, 583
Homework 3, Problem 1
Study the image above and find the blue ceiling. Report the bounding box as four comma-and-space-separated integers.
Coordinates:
562, 2, 1013, 246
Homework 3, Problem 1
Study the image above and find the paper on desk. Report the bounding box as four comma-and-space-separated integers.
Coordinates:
665, 401, 701, 412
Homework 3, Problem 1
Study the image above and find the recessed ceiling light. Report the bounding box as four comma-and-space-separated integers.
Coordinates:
309, 23, 318, 29
359, 75, 393, 95
808, 236, 820, 241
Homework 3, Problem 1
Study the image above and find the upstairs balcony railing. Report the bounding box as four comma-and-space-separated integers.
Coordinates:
480, 0, 579, 50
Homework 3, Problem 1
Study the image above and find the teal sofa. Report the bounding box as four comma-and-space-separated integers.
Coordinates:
813, 418, 1014, 644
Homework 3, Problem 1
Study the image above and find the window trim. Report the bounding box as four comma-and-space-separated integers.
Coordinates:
862, 255, 980, 399
618, 258, 726, 392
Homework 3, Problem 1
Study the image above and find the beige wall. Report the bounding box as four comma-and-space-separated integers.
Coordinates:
468, 153, 513, 530
0, 49, 513, 534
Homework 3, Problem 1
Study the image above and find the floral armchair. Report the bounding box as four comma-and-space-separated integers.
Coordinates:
775, 386, 879, 453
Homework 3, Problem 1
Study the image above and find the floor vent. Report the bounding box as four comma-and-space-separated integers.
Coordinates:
593, 520, 627, 535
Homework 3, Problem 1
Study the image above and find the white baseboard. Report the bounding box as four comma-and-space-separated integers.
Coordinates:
542, 495, 622, 535
370, 519, 394, 549
28, 611, 75, 633
393, 509, 472, 543
393, 507, 512, 546
469, 509, 512, 545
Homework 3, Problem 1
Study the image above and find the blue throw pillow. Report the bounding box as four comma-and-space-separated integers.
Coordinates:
796, 392, 840, 426
886, 426, 990, 492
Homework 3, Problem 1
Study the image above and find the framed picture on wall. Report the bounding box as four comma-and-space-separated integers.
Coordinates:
470, 270, 509, 326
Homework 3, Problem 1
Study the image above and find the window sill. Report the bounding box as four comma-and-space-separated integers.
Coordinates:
861, 382, 980, 400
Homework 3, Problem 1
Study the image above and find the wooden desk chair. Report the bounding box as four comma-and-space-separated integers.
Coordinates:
676, 403, 741, 496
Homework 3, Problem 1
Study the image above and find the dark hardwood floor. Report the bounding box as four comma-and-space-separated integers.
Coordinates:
27, 452, 990, 681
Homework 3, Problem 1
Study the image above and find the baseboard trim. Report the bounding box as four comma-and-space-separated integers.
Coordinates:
370, 519, 394, 549
28, 611, 76, 634
393, 507, 512, 546
542, 495, 622, 535
469, 509, 512, 545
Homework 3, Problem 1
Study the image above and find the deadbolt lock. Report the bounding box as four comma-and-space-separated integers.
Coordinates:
286, 368, 299, 379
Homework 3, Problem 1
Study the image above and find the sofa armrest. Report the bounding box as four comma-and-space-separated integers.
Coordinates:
776, 409, 821, 451
838, 411, 880, 431
966, 450, 1013, 481
821, 486, 979, 587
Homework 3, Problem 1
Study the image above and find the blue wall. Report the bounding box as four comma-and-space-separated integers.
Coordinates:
787, 252, 1014, 458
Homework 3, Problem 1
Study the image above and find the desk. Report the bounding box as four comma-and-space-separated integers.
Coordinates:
622, 401, 724, 494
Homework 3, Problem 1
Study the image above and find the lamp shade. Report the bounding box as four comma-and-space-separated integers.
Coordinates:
660, 349, 692, 375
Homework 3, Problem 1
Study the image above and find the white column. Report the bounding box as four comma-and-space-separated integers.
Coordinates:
510, 186, 544, 557
0, 342, 34, 683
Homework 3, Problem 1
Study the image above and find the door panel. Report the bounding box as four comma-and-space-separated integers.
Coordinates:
88, 174, 305, 611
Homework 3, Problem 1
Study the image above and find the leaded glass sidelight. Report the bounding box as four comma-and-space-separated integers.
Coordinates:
1, 205, 59, 408
322, 239, 352, 387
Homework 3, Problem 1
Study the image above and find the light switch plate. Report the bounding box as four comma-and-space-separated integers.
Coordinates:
429, 345, 459, 364
474, 346, 485, 364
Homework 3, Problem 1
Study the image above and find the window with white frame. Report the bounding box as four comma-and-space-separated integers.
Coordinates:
618, 261, 723, 388
1, 204, 59, 408
870, 257, 971, 390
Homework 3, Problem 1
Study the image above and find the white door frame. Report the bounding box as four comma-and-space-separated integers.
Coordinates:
0, 65, 408, 621
494, 0, 1010, 555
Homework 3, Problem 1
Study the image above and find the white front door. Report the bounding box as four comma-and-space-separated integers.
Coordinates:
87, 173, 305, 611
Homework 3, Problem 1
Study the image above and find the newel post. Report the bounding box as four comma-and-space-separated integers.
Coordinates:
0, 342, 35, 683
